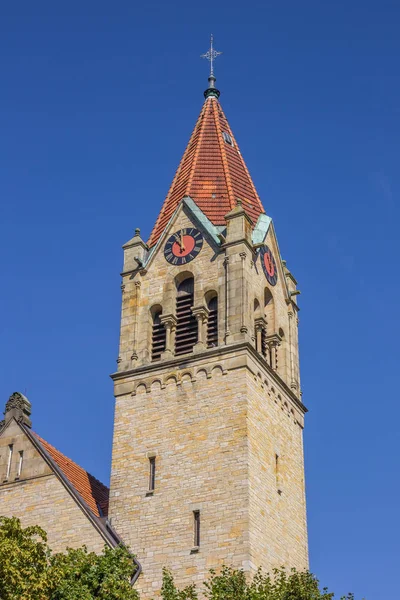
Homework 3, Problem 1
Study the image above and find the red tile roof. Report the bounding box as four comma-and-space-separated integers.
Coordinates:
33, 433, 109, 518
148, 95, 265, 247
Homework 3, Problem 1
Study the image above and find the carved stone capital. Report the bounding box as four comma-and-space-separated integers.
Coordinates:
266, 333, 282, 347
160, 314, 177, 330
254, 317, 267, 332
191, 306, 209, 323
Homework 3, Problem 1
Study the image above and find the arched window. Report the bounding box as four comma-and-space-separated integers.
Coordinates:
254, 298, 266, 356
206, 294, 218, 348
175, 277, 197, 356
151, 307, 166, 361
264, 288, 275, 333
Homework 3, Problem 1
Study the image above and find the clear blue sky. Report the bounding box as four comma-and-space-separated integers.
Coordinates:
0, 1, 398, 597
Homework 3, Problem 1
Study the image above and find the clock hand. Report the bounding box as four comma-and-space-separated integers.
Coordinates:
180, 231, 185, 252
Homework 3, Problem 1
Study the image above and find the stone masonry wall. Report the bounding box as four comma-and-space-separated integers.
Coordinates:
110, 359, 250, 597
0, 420, 106, 554
246, 367, 308, 571
110, 202, 307, 597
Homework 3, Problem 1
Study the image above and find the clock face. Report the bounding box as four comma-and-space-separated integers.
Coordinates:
260, 245, 278, 286
164, 228, 204, 265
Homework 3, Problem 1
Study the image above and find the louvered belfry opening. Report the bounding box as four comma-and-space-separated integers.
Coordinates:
175, 277, 197, 356
207, 295, 218, 348
151, 310, 166, 361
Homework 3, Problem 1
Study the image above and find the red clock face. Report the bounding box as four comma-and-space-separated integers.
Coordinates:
164, 228, 203, 265
171, 235, 196, 257
260, 245, 278, 286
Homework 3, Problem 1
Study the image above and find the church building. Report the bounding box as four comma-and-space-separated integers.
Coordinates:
0, 46, 308, 598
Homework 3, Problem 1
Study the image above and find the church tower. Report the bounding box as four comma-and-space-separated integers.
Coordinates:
109, 48, 308, 597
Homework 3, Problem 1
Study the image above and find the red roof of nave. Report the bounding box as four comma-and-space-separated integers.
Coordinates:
148, 95, 265, 247
33, 433, 109, 518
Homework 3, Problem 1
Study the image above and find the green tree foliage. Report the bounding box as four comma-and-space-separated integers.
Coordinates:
0, 516, 51, 600
0, 517, 138, 600
160, 566, 360, 600
0, 517, 362, 600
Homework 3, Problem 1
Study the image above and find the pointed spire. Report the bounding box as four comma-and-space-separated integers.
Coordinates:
201, 34, 222, 99
147, 92, 265, 247
147, 38, 265, 247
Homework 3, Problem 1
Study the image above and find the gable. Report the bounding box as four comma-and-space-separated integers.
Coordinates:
0, 418, 52, 482
265, 226, 289, 296
143, 198, 221, 275
0, 415, 116, 550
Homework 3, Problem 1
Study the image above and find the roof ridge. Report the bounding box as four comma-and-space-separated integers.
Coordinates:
223, 110, 264, 215
185, 98, 209, 195
212, 98, 236, 211
148, 101, 208, 247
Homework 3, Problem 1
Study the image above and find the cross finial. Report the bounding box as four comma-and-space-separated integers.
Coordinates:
201, 35, 222, 99
201, 34, 222, 78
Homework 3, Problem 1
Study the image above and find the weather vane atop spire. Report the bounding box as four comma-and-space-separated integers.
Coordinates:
201, 35, 222, 99
201, 34, 222, 77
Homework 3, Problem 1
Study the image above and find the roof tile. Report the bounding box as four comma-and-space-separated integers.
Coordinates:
33, 433, 109, 518
148, 96, 265, 247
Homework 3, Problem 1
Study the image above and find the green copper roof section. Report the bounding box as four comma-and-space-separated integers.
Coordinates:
252, 213, 272, 245
182, 196, 221, 245
142, 196, 221, 269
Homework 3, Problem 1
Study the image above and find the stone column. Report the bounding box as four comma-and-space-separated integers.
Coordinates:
266, 333, 282, 372
239, 252, 248, 334
223, 256, 230, 343
254, 317, 267, 355
160, 314, 177, 359
288, 310, 296, 391
192, 306, 209, 353
131, 280, 141, 363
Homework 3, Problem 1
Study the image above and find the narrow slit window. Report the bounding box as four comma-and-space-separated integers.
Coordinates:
149, 456, 156, 491
193, 510, 200, 547
275, 453, 282, 493
16, 451, 24, 479
6, 445, 13, 480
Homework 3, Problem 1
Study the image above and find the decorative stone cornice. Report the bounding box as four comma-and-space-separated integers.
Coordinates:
111, 341, 307, 415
